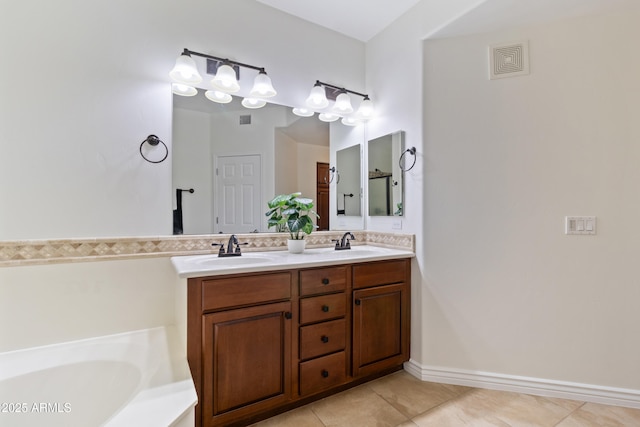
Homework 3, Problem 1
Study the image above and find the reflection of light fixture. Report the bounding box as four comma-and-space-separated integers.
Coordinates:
319, 112, 339, 122
341, 116, 362, 126
304, 80, 374, 120
292, 107, 314, 117
172, 83, 197, 96
241, 97, 267, 109
169, 48, 276, 109
205, 90, 232, 104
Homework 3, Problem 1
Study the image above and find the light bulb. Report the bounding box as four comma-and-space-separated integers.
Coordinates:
305, 83, 329, 109
318, 112, 339, 122
332, 92, 353, 114
205, 90, 232, 104
249, 71, 277, 98
356, 96, 374, 119
292, 107, 314, 117
241, 97, 266, 109
169, 53, 202, 84
172, 83, 197, 97
211, 63, 240, 92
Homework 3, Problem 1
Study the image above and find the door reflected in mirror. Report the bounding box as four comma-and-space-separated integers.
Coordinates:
336, 145, 361, 216
368, 131, 405, 216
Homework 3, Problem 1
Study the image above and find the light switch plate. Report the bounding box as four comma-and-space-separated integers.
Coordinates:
565, 216, 596, 235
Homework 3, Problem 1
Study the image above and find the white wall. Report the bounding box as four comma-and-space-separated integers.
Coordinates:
0, 0, 365, 352
0, 0, 364, 241
421, 6, 640, 390
365, 0, 489, 374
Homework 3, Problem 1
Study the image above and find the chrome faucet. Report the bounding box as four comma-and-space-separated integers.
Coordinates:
332, 232, 355, 250
212, 234, 247, 257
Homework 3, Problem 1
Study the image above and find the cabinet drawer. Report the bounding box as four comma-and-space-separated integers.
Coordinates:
299, 266, 347, 296
300, 319, 346, 360
353, 259, 408, 289
300, 293, 346, 325
201, 272, 291, 311
299, 351, 346, 396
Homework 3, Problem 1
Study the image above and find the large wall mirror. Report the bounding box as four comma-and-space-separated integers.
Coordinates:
336, 145, 361, 216
368, 131, 405, 216
172, 90, 364, 234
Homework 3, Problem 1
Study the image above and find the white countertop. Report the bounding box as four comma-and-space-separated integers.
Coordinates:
171, 245, 415, 278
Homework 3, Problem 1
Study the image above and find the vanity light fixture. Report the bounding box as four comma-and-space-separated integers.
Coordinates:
169, 48, 277, 109
303, 80, 374, 123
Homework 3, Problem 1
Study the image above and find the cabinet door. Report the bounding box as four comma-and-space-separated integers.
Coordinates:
202, 301, 292, 426
352, 283, 409, 377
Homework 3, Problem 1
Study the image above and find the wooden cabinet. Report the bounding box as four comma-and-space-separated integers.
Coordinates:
188, 258, 410, 427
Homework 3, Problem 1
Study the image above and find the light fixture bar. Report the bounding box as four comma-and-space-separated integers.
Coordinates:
314, 80, 368, 99
181, 48, 266, 74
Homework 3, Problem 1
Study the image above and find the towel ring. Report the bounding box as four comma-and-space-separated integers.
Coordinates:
399, 147, 417, 172
324, 166, 340, 184
140, 135, 168, 164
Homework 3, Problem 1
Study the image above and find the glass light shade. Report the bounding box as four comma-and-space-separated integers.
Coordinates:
305, 84, 329, 109
292, 107, 314, 117
318, 112, 339, 122
205, 90, 232, 104
332, 92, 354, 114
212, 64, 240, 92
341, 116, 362, 126
356, 97, 374, 119
169, 54, 202, 84
172, 83, 197, 97
249, 71, 277, 98
241, 97, 267, 109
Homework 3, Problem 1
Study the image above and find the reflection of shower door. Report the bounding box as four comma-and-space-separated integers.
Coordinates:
214, 155, 262, 233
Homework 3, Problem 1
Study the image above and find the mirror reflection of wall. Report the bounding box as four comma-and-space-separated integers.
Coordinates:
172, 90, 329, 234
336, 145, 361, 216
368, 131, 405, 216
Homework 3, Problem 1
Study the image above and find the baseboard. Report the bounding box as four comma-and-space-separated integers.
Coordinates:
403, 359, 640, 409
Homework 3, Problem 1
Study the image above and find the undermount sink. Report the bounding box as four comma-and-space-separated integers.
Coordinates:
191, 253, 273, 266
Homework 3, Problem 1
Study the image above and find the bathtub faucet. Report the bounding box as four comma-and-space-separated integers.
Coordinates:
211, 234, 248, 257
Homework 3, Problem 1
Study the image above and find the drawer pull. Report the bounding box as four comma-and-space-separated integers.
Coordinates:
321, 305, 330, 312
321, 370, 329, 378
284, 312, 292, 319
322, 278, 330, 285
321, 335, 329, 343
354, 299, 361, 306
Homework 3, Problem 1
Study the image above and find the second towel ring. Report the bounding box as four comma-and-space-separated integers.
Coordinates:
324, 166, 340, 184
399, 147, 417, 172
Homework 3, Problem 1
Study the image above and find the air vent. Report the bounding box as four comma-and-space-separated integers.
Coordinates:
239, 114, 251, 125
490, 41, 529, 80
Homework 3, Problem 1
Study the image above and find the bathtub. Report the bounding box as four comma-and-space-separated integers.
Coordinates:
0, 326, 197, 427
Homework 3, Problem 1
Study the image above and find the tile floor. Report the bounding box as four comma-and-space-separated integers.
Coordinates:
250, 371, 640, 427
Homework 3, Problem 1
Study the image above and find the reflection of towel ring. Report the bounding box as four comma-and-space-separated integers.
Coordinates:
324, 166, 340, 184
399, 147, 417, 172
140, 135, 168, 164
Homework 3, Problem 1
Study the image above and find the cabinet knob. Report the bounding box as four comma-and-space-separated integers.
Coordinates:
284, 312, 292, 319
321, 305, 330, 312
321, 370, 329, 378
321, 278, 330, 285
321, 335, 329, 343
355, 299, 361, 306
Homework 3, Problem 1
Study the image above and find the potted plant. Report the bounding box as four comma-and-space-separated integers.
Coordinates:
265, 193, 318, 253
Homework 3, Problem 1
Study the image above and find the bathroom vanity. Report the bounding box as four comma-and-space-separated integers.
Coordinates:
172, 245, 413, 427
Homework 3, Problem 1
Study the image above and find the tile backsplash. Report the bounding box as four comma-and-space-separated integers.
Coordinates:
0, 231, 414, 267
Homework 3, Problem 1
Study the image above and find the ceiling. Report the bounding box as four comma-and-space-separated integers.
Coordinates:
256, 0, 421, 42
257, 0, 637, 42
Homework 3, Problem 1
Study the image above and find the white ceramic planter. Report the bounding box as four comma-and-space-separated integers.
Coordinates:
287, 239, 306, 254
